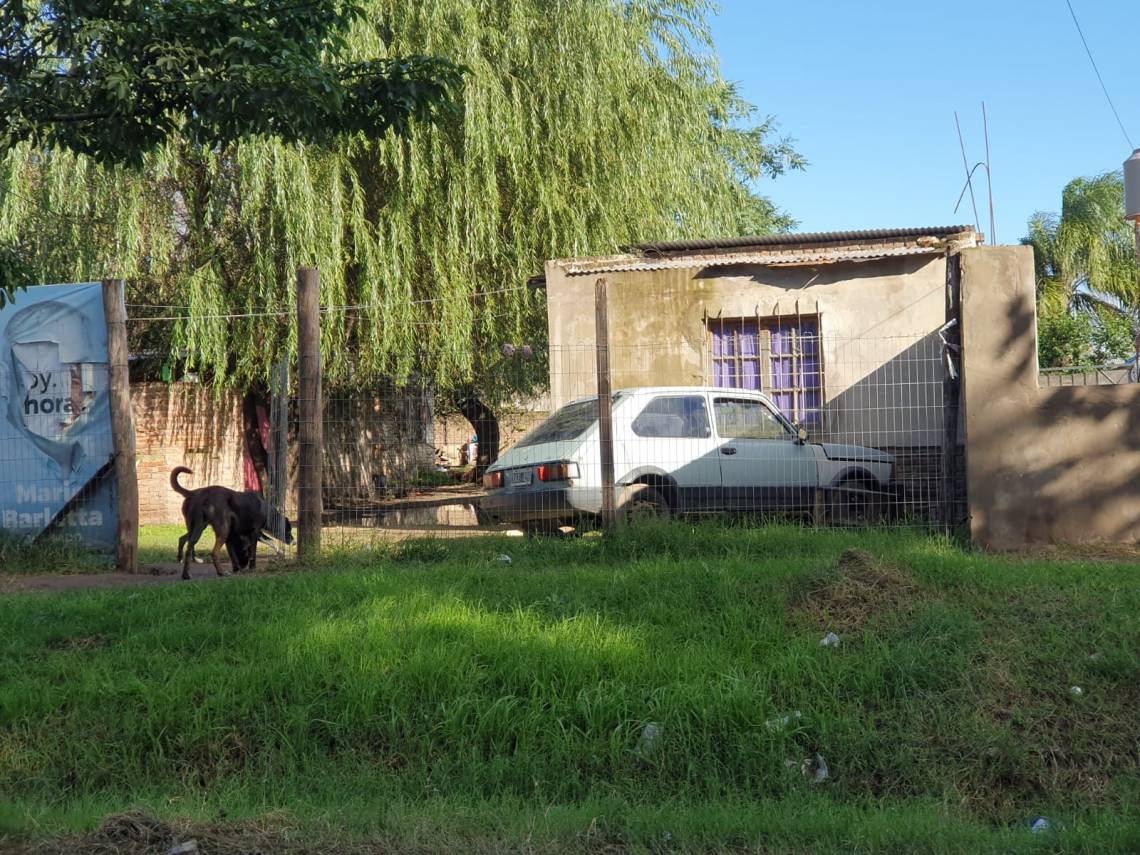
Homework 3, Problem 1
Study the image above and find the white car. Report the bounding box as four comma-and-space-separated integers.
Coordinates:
479, 386, 895, 530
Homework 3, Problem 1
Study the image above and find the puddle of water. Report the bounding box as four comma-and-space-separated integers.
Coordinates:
375, 503, 478, 528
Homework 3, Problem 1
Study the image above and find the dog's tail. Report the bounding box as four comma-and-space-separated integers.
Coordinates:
170, 466, 194, 497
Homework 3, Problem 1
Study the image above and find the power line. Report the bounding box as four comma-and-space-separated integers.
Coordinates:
1064, 0, 1133, 149
125, 284, 534, 321
127, 308, 290, 321
323, 285, 532, 313
128, 310, 525, 327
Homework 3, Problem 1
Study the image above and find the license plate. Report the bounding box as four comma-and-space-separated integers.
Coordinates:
507, 468, 532, 487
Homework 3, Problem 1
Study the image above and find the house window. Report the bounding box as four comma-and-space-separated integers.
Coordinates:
708, 315, 823, 426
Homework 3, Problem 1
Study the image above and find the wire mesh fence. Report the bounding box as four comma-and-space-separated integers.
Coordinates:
122, 304, 967, 556
105, 270, 1140, 560
1038, 364, 1135, 386
314, 327, 966, 546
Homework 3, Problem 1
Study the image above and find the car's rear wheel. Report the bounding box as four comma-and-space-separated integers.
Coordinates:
520, 519, 564, 535
619, 484, 671, 522
829, 477, 883, 526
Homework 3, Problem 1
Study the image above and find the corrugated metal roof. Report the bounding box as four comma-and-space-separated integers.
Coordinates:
528, 225, 979, 285
631, 225, 976, 254
564, 244, 944, 276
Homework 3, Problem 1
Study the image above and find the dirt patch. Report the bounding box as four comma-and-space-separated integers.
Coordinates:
17, 810, 313, 855
793, 547, 923, 633
94, 810, 174, 848
45, 633, 111, 652
10, 809, 561, 854
0, 559, 294, 594
10, 811, 174, 854
1014, 542, 1140, 563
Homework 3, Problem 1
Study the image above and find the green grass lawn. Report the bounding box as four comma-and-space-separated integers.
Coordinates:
1, 524, 193, 573
1, 523, 1138, 852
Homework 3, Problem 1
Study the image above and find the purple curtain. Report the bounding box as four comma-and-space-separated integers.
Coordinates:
711, 320, 820, 422
712, 322, 760, 390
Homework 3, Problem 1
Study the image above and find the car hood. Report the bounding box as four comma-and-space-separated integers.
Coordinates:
817, 443, 894, 464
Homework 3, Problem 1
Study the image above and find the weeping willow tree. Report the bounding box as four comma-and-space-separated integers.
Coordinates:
0, 0, 801, 471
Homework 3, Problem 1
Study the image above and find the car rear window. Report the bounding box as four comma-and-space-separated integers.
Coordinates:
516, 399, 598, 447
632, 395, 711, 438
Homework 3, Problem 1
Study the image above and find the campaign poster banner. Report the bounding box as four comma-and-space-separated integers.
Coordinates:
0, 283, 118, 549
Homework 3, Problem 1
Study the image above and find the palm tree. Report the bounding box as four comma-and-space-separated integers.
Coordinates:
1025, 173, 1137, 315
1023, 172, 1138, 365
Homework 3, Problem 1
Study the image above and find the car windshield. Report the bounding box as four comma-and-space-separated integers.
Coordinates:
516, 399, 598, 447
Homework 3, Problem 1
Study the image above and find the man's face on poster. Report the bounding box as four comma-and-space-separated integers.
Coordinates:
1, 301, 107, 472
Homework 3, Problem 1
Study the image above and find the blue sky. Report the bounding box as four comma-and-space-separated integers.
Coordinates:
708, 0, 1139, 244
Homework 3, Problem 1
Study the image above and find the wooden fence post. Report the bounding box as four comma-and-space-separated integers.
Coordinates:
595, 278, 617, 527
102, 279, 138, 573
269, 357, 290, 542
297, 268, 322, 560
942, 253, 962, 534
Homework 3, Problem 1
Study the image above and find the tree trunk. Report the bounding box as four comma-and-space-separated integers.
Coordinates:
242, 386, 271, 496
453, 392, 500, 479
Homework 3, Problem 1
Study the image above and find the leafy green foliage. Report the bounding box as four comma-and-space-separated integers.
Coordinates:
1092, 308, 1135, 363
1036, 305, 1094, 368
0, 237, 34, 308
0, 0, 800, 397
1024, 172, 1139, 367
0, 1, 462, 165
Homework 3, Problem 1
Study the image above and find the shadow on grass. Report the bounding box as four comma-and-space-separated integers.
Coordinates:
1, 520, 1137, 834
0, 533, 115, 574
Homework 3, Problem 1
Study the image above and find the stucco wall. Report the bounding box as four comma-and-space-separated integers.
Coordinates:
546, 253, 952, 447
960, 246, 1140, 547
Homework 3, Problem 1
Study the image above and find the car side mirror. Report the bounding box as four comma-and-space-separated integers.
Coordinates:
796, 426, 809, 445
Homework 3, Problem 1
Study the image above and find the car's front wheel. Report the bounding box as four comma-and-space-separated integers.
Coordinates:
519, 519, 566, 536
829, 477, 883, 526
619, 484, 671, 522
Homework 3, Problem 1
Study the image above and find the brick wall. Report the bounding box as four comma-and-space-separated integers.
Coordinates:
133, 381, 553, 523
133, 383, 245, 524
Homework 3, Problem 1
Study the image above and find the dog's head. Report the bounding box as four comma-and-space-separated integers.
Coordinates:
256, 499, 295, 546
260, 510, 294, 546
228, 530, 258, 570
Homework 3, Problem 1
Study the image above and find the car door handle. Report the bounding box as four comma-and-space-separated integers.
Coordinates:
721, 447, 737, 455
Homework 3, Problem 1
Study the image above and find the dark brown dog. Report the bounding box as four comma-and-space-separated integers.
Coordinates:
170, 466, 291, 580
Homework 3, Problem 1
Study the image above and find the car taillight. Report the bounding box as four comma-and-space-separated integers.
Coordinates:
483, 471, 504, 489
537, 462, 578, 482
